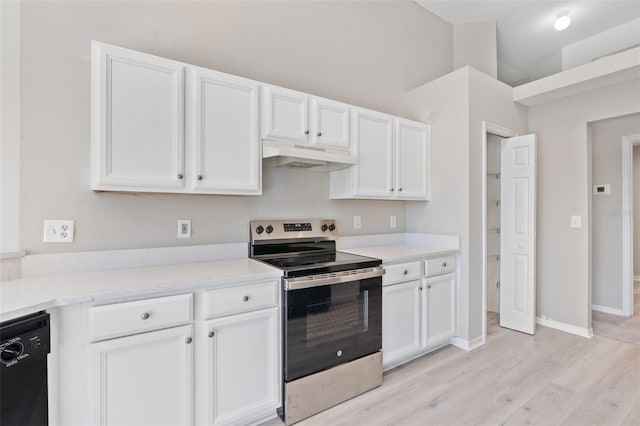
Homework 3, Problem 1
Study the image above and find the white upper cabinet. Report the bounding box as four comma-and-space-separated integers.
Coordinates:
262, 86, 351, 151
91, 41, 185, 191
310, 97, 350, 150
330, 110, 430, 200
353, 108, 395, 197
395, 118, 430, 200
188, 68, 261, 195
261, 86, 309, 143
92, 42, 262, 195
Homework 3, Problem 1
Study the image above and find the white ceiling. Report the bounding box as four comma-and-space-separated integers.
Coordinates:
417, 1, 640, 85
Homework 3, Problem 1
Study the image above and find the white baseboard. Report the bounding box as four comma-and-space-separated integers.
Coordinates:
592, 304, 625, 316
450, 335, 484, 351
536, 316, 593, 338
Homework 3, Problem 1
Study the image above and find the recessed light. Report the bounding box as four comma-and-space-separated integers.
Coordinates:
554, 13, 571, 31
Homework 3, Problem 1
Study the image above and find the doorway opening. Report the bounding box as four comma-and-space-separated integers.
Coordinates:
622, 134, 640, 318
481, 122, 518, 344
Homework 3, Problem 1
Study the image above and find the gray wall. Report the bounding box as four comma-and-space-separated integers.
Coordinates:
19, 1, 453, 254
591, 114, 640, 310
635, 146, 640, 275
528, 79, 640, 331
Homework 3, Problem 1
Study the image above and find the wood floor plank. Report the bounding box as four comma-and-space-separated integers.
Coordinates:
502, 383, 581, 426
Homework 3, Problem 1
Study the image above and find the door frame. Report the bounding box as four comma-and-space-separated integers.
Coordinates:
621, 133, 640, 317
481, 121, 518, 344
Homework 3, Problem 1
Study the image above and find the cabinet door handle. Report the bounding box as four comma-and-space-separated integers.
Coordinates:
403, 270, 408, 275
177, 173, 184, 180
398, 188, 403, 192
390, 188, 394, 192
317, 132, 322, 137
197, 175, 203, 181
304, 130, 310, 135
418, 286, 423, 291
243, 295, 250, 302
427, 285, 432, 289
140, 312, 150, 320
208, 330, 215, 338
185, 337, 192, 344
442, 262, 447, 267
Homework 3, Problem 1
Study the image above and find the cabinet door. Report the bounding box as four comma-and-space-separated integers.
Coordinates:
261, 86, 309, 143
310, 97, 350, 150
90, 325, 193, 426
382, 280, 422, 368
395, 119, 429, 200
91, 42, 185, 191
204, 308, 280, 425
189, 68, 261, 194
423, 273, 456, 349
352, 108, 394, 198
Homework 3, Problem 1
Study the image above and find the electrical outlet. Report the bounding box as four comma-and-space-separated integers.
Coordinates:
353, 215, 361, 229
43, 220, 75, 243
177, 219, 191, 238
390, 215, 397, 229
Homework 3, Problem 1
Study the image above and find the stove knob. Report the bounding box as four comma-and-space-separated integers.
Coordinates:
255, 225, 264, 235
328, 224, 336, 231
266, 225, 274, 234
321, 224, 328, 232
0, 342, 24, 364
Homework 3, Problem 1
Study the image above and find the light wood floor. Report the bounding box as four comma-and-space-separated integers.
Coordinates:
267, 313, 640, 426
592, 281, 640, 347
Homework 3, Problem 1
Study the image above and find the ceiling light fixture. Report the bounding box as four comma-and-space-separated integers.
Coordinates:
554, 12, 571, 31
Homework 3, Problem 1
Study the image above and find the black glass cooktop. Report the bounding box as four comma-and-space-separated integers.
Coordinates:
256, 250, 381, 278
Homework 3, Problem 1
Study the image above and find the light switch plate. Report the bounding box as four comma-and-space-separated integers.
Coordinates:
570, 215, 582, 229
390, 215, 397, 228
177, 219, 191, 238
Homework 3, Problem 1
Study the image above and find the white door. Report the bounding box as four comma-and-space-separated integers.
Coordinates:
261, 86, 309, 143
90, 325, 193, 426
188, 68, 261, 194
204, 308, 280, 425
91, 42, 185, 191
352, 108, 394, 198
310, 97, 350, 151
395, 118, 430, 200
500, 134, 537, 335
382, 280, 422, 368
423, 274, 456, 349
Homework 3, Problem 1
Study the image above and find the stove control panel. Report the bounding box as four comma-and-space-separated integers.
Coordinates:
250, 219, 337, 242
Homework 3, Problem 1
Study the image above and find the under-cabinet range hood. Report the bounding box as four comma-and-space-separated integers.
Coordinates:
262, 140, 356, 171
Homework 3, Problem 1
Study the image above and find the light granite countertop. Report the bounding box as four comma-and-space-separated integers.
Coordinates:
341, 244, 458, 264
0, 258, 282, 322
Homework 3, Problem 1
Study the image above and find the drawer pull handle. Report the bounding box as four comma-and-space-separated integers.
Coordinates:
403, 270, 408, 275
140, 312, 150, 320
427, 285, 432, 289
208, 330, 215, 338
442, 262, 447, 267
418, 286, 423, 291
185, 337, 192, 344
304, 130, 310, 135
243, 295, 250, 302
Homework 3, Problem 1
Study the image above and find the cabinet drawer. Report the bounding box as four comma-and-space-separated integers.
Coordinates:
89, 293, 193, 342
204, 281, 279, 319
383, 262, 422, 286
424, 256, 456, 277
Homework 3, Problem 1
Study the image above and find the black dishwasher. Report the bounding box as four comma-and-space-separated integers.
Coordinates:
0, 311, 51, 426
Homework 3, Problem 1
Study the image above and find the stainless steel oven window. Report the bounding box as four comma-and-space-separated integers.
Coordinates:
304, 286, 369, 345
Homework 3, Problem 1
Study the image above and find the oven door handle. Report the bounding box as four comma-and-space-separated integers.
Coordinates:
284, 266, 385, 291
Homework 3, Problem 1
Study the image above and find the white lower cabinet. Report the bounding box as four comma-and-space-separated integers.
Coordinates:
202, 307, 280, 425
89, 324, 194, 426
382, 258, 457, 370
382, 280, 422, 367
423, 273, 456, 349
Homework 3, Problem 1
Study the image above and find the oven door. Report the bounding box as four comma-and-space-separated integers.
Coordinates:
284, 267, 383, 382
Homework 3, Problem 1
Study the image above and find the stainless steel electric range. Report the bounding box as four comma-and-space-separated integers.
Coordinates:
250, 219, 384, 425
